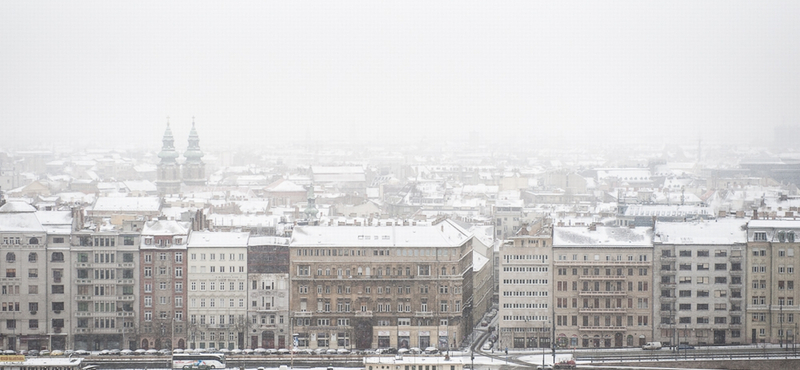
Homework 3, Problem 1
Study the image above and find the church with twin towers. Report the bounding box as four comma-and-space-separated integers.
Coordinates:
156, 119, 206, 195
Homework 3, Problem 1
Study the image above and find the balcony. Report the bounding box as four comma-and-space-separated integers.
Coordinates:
355, 311, 374, 317
578, 326, 627, 332
661, 270, 676, 276
661, 256, 676, 262
294, 311, 312, 317
729, 270, 743, 276
579, 275, 627, 281
579, 290, 627, 297
555, 261, 649, 266
414, 311, 434, 317
579, 307, 627, 314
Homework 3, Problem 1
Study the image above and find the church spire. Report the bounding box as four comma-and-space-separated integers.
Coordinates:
182, 117, 206, 186
158, 118, 179, 163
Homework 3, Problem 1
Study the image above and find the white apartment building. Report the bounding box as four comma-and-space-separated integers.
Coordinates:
187, 232, 249, 350
497, 223, 553, 350
653, 220, 747, 346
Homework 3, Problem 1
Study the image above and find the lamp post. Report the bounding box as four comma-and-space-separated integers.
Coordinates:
684, 324, 688, 361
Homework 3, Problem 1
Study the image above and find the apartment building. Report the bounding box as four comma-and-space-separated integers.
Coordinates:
552, 225, 654, 349
497, 223, 553, 350
0, 202, 51, 351
186, 232, 249, 350
288, 220, 476, 350
247, 236, 291, 349
37, 209, 74, 351
138, 220, 190, 350
71, 218, 142, 351
746, 220, 800, 345
653, 220, 747, 346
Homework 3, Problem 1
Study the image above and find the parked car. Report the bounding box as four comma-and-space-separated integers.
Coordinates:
39, 350, 51, 356
120, 349, 134, 356
642, 342, 662, 350
98, 350, 111, 356
676, 344, 695, 350
424, 347, 438, 354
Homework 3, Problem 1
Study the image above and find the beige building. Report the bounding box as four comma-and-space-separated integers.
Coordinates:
746, 220, 800, 345
497, 222, 553, 350
552, 225, 654, 349
288, 219, 478, 350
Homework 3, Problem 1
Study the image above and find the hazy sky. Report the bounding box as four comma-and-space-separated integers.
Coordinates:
2, 1, 798, 152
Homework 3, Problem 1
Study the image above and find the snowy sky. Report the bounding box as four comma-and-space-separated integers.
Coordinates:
2, 1, 799, 152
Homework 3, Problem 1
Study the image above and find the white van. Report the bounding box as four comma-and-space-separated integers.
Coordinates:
642, 342, 662, 350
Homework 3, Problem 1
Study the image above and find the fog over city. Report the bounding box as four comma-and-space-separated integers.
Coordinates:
7, 3, 800, 368
2, 1, 799, 153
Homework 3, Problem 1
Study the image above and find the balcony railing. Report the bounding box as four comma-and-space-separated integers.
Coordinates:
578, 307, 627, 314
294, 311, 312, 317
414, 311, 434, 317
578, 326, 627, 331
579, 290, 627, 296
555, 261, 650, 266
355, 311, 373, 317
579, 275, 627, 281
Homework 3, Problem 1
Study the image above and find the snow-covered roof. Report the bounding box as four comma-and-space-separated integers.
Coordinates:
291, 219, 471, 248
0, 202, 45, 232
748, 220, 800, 229
654, 219, 746, 245
142, 220, 191, 236
553, 226, 652, 247
0, 201, 36, 213
248, 235, 291, 246
123, 180, 157, 192
91, 196, 161, 212
35, 211, 73, 234
473, 249, 490, 271
188, 231, 250, 247
265, 179, 306, 192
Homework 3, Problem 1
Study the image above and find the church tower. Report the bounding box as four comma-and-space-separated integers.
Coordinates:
182, 118, 206, 186
156, 121, 181, 195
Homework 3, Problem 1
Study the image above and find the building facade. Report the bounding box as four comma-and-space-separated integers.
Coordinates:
0, 203, 51, 351
138, 220, 190, 350
247, 236, 291, 349
497, 223, 553, 350
552, 225, 654, 349
186, 232, 250, 350
71, 219, 141, 351
288, 220, 475, 350
746, 220, 800, 345
653, 220, 747, 346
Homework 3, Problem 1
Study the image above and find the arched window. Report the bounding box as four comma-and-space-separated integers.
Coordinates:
51, 252, 64, 262
5, 252, 15, 263
452, 266, 456, 275
29, 237, 39, 245
441, 267, 447, 276
28, 253, 37, 262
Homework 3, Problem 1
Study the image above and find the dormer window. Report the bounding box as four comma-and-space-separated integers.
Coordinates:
145, 238, 153, 245
754, 232, 767, 242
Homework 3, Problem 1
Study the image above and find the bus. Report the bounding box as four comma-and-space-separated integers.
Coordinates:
171, 353, 226, 369
0, 356, 84, 370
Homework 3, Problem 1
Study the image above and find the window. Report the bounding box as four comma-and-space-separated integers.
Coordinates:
753, 232, 767, 241
715, 263, 727, 271
51, 252, 64, 262
679, 250, 692, 257
697, 250, 709, 257
715, 277, 727, 284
